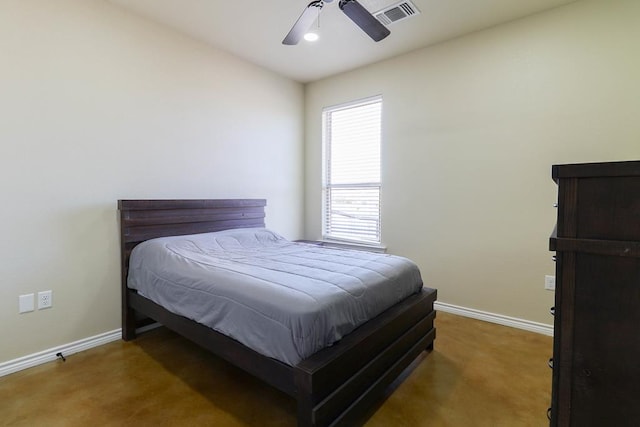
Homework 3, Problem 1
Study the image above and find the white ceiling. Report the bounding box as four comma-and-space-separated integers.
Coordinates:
108, 0, 577, 83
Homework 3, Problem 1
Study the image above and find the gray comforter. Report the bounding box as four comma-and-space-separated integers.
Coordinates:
128, 228, 423, 365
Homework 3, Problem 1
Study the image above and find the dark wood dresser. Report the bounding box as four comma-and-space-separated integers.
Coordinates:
549, 160, 640, 426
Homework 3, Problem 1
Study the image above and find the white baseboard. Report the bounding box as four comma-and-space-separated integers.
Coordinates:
435, 302, 554, 336
0, 329, 122, 378
0, 304, 552, 378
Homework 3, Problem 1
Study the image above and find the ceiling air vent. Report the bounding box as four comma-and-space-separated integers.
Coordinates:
374, 0, 421, 26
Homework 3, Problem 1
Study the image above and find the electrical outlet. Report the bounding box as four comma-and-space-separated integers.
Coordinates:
38, 290, 52, 309
19, 294, 35, 313
545, 275, 556, 291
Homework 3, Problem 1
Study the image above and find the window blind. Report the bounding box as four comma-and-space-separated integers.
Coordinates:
323, 96, 382, 244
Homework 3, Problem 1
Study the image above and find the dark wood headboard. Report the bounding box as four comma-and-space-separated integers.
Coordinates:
118, 199, 266, 244
117, 199, 266, 336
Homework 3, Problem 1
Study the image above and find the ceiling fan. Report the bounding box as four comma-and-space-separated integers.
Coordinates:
283, 0, 391, 45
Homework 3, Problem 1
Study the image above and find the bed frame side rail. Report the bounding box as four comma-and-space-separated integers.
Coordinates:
127, 289, 296, 396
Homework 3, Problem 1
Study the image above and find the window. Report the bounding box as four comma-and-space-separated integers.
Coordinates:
323, 96, 382, 244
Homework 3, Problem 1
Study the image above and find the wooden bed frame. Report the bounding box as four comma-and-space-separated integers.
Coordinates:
118, 199, 437, 426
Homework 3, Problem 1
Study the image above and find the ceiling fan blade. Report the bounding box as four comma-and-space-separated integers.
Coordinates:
283, 0, 324, 45
339, 0, 390, 42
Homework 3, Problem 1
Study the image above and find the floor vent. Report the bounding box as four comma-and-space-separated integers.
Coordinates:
374, 0, 421, 26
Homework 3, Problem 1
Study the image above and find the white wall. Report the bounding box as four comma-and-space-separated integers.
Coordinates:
305, 0, 640, 324
0, 0, 304, 363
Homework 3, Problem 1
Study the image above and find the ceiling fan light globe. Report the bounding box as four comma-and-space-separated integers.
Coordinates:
304, 32, 320, 42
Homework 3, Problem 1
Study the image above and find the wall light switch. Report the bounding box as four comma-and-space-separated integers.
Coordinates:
19, 294, 35, 313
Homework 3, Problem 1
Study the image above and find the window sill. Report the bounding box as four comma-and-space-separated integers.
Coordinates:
296, 239, 387, 253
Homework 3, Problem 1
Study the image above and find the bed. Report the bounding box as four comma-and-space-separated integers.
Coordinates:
118, 199, 437, 426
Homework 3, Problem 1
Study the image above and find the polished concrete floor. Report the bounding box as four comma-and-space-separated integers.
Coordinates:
0, 312, 553, 426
